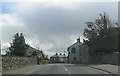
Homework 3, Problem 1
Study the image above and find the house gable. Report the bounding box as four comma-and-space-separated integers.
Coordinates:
67, 38, 82, 63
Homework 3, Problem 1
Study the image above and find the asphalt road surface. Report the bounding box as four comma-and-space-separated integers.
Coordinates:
3, 64, 111, 74
31, 64, 110, 74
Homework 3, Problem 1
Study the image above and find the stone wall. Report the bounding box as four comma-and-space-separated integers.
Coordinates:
89, 53, 118, 65
89, 55, 103, 64
2, 56, 37, 70
79, 45, 119, 65
102, 53, 118, 65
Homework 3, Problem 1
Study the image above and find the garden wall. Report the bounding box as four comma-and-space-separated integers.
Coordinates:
2, 56, 37, 70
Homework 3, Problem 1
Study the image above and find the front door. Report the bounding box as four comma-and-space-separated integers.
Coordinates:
73, 57, 77, 63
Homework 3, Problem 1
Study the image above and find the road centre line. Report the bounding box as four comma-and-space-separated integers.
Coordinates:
64, 67, 71, 74
64, 67, 68, 71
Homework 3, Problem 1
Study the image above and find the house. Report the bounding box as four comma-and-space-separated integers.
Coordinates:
50, 53, 67, 63
67, 37, 82, 63
27, 46, 43, 58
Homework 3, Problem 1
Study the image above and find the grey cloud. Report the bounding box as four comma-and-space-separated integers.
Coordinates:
2, 2, 118, 56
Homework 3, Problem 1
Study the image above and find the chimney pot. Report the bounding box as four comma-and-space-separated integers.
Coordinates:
77, 37, 80, 42
60, 53, 62, 55
56, 53, 58, 55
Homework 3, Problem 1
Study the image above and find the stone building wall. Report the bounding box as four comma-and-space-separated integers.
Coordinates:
80, 45, 90, 64
2, 56, 37, 70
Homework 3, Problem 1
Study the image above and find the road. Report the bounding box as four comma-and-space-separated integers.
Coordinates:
31, 64, 110, 74
3, 64, 111, 74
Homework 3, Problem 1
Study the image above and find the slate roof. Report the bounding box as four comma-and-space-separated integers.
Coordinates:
27, 46, 36, 53
67, 41, 82, 50
27, 46, 43, 55
51, 54, 67, 58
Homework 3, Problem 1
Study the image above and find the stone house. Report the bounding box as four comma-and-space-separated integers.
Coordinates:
67, 37, 98, 64
50, 53, 67, 63
67, 38, 82, 63
27, 46, 44, 58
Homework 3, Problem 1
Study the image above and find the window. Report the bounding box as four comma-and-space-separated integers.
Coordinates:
73, 57, 76, 61
71, 48, 76, 53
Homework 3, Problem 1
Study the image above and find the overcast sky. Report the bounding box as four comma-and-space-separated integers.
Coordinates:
0, 1, 118, 57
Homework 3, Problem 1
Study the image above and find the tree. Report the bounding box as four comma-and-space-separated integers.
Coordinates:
44, 55, 49, 60
9, 33, 28, 56
83, 13, 119, 53
32, 50, 39, 56
42, 53, 45, 59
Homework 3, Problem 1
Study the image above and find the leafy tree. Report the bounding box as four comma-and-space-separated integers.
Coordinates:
44, 55, 49, 60
5, 48, 11, 56
83, 13, 119, 54
9, 33, 28, 56
32, 50, 39, 56
42, 53, 45, 59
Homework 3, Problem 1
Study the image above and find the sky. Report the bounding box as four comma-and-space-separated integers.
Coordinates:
0, 0, 118, 57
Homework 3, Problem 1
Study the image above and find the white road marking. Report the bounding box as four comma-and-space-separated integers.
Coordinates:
64, 67, 67, 71
64, 67, 71, 74
103, 72, 110, 74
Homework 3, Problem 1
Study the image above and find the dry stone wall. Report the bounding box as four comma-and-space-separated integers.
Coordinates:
2, 56, 37, 70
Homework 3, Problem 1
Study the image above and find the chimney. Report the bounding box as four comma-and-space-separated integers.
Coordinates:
77, 37, 80, 42
60, 53, 62, 55
56, 53, 58, 55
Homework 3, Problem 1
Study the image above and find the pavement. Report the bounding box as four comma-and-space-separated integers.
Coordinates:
2, 64, 117, 74
87, 64, 119, 74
